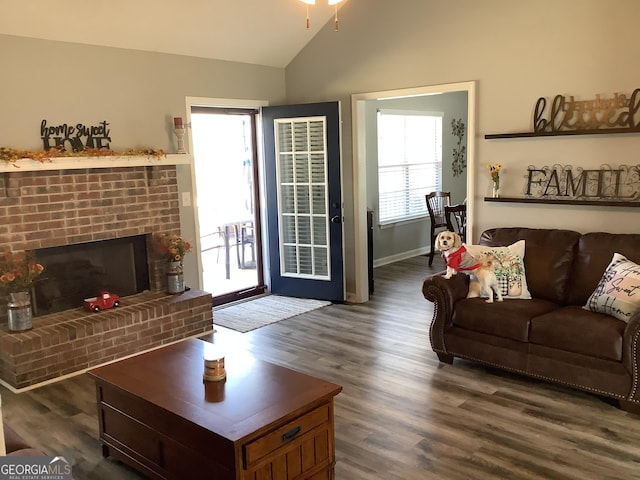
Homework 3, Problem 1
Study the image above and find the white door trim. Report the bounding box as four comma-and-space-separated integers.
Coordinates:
184, 97, 270, 291
350, 81, 477, 303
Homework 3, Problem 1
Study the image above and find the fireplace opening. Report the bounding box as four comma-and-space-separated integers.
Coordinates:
32, 235, 150, 316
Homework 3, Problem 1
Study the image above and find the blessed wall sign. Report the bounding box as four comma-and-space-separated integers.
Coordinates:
485, 89, 640, 139
41, 119, 111, 151
534, 89, 640, 134
525, 164, 640, 201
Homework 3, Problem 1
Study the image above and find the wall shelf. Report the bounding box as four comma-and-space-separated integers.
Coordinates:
484, 128, 640, 139
484, 196, 640, 207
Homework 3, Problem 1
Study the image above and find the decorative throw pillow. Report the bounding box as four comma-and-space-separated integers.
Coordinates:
464, 240, 532, 299
584, 253, 640, 322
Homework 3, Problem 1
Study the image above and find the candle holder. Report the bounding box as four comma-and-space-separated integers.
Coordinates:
174, 127, 186, 154
203, 344, 226, 382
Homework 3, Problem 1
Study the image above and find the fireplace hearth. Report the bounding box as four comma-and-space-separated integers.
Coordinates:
0, 163, 214, 391
0, 288, 214, 391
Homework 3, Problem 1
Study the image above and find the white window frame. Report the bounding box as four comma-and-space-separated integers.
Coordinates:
376, 109, 443, 226
274, 116, 331, 281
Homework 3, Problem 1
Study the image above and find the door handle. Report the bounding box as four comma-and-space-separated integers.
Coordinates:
331, 215, 341, 224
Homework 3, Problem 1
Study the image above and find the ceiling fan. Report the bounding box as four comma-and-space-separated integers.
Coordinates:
299, 0, 345, 30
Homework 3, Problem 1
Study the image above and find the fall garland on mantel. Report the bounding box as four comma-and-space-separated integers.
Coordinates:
0, 146, 166, 166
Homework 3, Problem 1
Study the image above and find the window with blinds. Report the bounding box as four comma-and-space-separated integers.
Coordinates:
377, 110, 443, 225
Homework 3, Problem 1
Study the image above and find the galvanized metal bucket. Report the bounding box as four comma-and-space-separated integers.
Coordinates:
8, 291, 33, 332
166, 262, 185, 294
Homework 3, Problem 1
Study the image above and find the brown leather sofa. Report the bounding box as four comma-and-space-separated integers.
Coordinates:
4, 423, 43, 456
4, 424, 77, 479
422, 227, 640, 413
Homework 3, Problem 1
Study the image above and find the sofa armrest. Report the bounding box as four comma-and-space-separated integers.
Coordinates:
4, 424, 33, 454
7, 448, 44, 457
422, 271, 469, 355
623, 312, 640, 402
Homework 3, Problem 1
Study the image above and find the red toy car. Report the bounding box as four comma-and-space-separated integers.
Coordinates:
84, 291, 121, 312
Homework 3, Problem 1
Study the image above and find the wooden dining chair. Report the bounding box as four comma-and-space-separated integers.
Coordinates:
445, 204, 467, 241
425, 191, 451, 265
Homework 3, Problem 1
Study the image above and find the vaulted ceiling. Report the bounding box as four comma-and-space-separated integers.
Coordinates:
0, 0, 349, 68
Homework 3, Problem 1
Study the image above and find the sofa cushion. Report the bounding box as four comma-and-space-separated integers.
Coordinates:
529, 306, 626, 362
480, 228, 580, 304
566, 232, 640, 306
465, 240, 531, 299
453, 298, 558, 342
583, 253, 640, 322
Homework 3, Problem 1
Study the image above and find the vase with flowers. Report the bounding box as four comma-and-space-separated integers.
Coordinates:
487, 163, 502, 197
0, 250, 44, 332
154, 233, 192, 294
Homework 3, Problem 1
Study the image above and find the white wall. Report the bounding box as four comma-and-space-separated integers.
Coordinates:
0, 34, 286, 288
3, 0, 639, 299
0, 35, 286, 151
285, 0, 640, 295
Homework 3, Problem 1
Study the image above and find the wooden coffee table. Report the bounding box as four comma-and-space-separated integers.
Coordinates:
88, 338, 342, 480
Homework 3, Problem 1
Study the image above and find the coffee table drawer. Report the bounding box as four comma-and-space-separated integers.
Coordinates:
244, 421, 332, 480
244, 404, 330, 467
102, 405, 235, 479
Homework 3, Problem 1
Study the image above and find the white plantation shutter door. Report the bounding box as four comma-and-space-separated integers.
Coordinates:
274, 117, 330, 280
377, 110, 443, 224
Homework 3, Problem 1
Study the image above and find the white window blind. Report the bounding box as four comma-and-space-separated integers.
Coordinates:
377, 110, 443, 225
274, 117, 330, 280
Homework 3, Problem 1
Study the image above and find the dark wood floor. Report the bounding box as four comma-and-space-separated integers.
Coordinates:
3, 255, 640, 479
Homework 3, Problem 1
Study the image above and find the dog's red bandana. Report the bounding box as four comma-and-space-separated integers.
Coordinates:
443, 246, 481, 271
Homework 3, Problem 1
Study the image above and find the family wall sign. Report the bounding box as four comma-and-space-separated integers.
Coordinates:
485, 89, 640, 204
525, 164, 640, 201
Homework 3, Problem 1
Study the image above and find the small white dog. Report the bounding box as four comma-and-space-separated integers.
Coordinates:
435, 230, 503, 303
466, 253, 504, 303
435, 230, 482, 279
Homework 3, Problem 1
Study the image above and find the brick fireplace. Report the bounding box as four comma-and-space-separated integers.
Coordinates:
0, 161, 213, 390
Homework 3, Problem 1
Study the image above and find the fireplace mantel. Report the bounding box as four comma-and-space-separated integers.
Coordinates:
0, 153, 191, 173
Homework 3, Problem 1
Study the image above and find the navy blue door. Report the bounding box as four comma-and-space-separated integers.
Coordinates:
262, 102, 344, 301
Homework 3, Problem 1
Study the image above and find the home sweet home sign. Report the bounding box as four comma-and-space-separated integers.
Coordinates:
41, 119, 111, 151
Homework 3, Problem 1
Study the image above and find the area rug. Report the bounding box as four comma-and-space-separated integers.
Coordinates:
214, 295, 331, 333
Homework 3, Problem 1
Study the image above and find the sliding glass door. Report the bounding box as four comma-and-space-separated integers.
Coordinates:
191, 107, 266, 306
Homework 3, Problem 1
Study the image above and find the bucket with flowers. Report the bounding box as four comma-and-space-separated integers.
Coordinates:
154, 233, 192, 294
0, 250, 45, 331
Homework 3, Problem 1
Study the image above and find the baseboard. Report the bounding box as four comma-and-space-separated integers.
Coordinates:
373, 246, 430, 268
